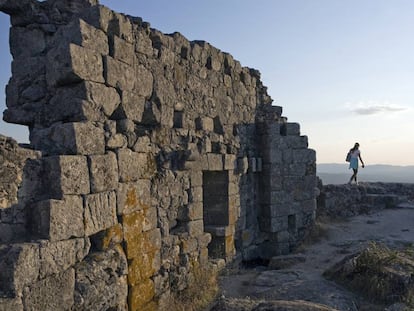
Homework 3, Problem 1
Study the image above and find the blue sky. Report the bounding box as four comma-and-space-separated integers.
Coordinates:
1, 0, 413, 165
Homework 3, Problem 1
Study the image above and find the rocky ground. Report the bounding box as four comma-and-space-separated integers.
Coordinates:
211, 200, 414, 311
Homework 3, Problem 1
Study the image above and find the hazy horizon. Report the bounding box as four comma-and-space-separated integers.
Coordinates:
1, 0, 413, 165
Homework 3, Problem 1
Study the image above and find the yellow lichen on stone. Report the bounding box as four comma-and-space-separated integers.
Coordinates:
128, 279, 155, 311
100, 224, 124, 250
127, 250, 159, 285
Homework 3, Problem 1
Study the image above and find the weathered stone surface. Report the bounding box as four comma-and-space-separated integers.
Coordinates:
124, 228, 161, 260
43, 155, 90, 197
47, 43, 105, 87
88, 152, 118, 193
74, 247, 128, 311
113, 91, 145, 122
135, 64, 154, 98
117, 180, 151, 215
0, 243, 40, 297
84, 191, 117, 236
29, 196, 84, 241
39, 238, 90, 279
117, 149, 157, 182
10, 27, 45, 59
0, 297, 23, 311
111, 35, 135, 65
48, 81, 121, 123
128, 279, 155, 311
30, 122, 105, 156
0, 134, 39, 209
53, 18, 109, 55
23, 268, 75, 311
104, 55, 136, 91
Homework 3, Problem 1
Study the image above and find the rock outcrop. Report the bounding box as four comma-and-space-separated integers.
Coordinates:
0, 0, 317, 310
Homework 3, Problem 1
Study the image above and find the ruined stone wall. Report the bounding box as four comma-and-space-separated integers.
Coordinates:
0, 0, 317, 310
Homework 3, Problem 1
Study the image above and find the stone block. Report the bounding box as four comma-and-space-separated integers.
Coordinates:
224, 154, 236, 170
128, 250, 161, 286
185, 219, 204, 236
128, 279, 155, 311
84, 191, 118, 236
10, 27, 45, 58
47, 43, 105, 87
190, 171, 202, 187
117, 180, 151, 215
195, 116, 214, 131
207, 153, 223, 171
54, 18, 109, 55
292, 148, 316, 164
43, 156, 90, 197
122, 208, 157, 246
80, 5, 115, 33
117, 149, 157, 182
48, 81, 120, 123
282, 122, 300, 136
104, 55, 135, 91
114, 91, 145, 122
23, 268, 75, 311
0, 243, 40, 297
177, 202, 203, 221
39, 238, 90, 279
283, 135, 308, 149
88, 152, 118, 193
189, 186, 203, 203
74, 247, 128, 311
181, 236, 198, 253
237, 156, 249, 174
111, 35, 135, 65
197, 232, 212, 248
30, 122, 105, 156
135, 65, 154, 98
124, 228, 161, 259
29, 196, 84, 242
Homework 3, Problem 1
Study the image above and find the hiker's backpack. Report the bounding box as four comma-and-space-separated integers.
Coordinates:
346, 150, 351, 162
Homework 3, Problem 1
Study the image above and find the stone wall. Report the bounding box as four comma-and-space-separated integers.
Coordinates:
0, 0, 317, 310
317, 182, 414, 218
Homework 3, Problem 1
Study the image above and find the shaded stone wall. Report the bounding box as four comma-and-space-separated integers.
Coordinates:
0, 0, 317, 310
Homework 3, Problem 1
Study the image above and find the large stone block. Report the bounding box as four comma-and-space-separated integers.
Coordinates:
47, 43, 105, 87
104, 55, 136, 91
39, 238, 90, 279
84, 191, 118, 236
23, 268, 75, 311
80, 4, 115, 33
10, 27, 45, 59
113, 91, 145, 122
48, 81, 120, 122
124, 228, 161, 260
111, 35, 135, 65
43, 156, 90, 197
135, 65, 154, 98
117, 149, 157, 182
74, 247, 128, 311
185, 219, 204, 236
0, 243, 40, 297
292, 148, 316, 164
195, 116, 214, 131
29, 196, 84, 242
55, 18, 108, 55
88, 152, 118, 193
128, 250, 160, 286
207, 153, 224, 171
128, 279, 155, 311
30, 122, 105, 156
117, 180, 151, 215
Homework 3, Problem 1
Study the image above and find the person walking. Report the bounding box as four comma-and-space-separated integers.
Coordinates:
348, 142, 365, 185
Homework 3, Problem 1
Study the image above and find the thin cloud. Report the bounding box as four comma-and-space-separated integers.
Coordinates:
345, 101, 408, 116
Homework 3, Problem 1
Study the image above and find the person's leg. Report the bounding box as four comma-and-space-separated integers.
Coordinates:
349, 169, 356, 184
353, 168, 358, 184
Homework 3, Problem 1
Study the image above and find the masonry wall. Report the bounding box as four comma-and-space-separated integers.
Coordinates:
0, 0, 317, 310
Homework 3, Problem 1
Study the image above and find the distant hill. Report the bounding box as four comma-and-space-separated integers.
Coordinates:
317, 163, 414, 185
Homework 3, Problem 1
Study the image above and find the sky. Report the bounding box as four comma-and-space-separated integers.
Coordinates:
0, 0, 413, 165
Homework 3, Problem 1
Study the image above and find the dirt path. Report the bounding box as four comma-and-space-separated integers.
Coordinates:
217, 205, 414, 310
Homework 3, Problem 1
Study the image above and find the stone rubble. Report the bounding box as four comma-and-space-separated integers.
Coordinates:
0, 0, 317, 310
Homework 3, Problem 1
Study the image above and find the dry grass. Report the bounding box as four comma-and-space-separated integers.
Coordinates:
169, 262, 219, 311
295, 221, 329, 252
328, 242, 414, 306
